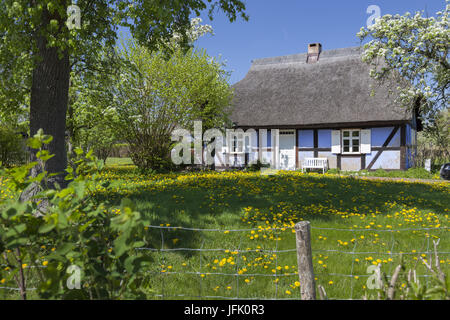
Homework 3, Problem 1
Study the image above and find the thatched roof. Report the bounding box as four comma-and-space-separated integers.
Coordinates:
230, 46, 412, 128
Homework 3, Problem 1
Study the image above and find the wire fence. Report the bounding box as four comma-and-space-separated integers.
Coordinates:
137, 224, 449, 300
1, 224, 449, 300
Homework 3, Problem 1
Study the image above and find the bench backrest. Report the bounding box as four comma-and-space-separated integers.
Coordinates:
303, 158, 328, 167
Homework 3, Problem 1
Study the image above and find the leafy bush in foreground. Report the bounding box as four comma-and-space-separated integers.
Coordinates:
0, 130, 151, 299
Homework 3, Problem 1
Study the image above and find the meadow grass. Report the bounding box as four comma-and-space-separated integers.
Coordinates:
0, 160, 448, 300
93, 163, 449, 300
105, 157, 134, 166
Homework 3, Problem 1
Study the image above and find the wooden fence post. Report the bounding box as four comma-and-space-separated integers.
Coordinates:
295, 221, 316, 300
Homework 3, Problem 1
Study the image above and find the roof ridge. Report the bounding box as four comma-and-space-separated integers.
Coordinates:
251, 46, 362, 67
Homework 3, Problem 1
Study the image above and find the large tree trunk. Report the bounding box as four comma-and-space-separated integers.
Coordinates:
29, 11, 70, 188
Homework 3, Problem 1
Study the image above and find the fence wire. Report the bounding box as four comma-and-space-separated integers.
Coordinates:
1, 224, 448, 300
138, 224, 449, 300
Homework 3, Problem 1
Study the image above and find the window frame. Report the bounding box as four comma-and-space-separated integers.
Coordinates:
341, 129, 361, 154
228, 131, 251, 155
230, 133, 243, 154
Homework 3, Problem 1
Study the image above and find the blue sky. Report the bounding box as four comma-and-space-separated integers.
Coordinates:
194, 0, 445, 84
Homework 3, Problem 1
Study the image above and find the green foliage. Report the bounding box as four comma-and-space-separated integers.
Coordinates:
403, 273, 450, 300
372, 169, 390, 177
326, 168, 340, 175
89, 38, 234, 171
0, 131, 152, 299
363, 250, 449, 300
109, 144, 130, 158
0, 0, 248, 181
0, 0, 248, 115
66, 50, 123, 161
69, 112, 117, 162
0, 125, 27, 167
66, 17, 232, 171
403, 168, 435, 179
370, 168, 433, 179
325, 168, 436, 180
416, 108, 450, 167
245, 160, 270, 172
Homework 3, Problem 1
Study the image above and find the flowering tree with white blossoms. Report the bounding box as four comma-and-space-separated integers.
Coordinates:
357, 1, 449, 128
173, 17, 214, 45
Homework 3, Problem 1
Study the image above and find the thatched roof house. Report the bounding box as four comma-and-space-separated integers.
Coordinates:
231, 46, 412, 128
216, 44, 419, 171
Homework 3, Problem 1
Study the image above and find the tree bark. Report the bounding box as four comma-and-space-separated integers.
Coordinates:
29, 9, 70, 188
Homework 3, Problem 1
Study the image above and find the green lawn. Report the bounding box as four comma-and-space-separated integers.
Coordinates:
105, 157, 134, 166
1, 160, 448, 300
92, 165, 449, 300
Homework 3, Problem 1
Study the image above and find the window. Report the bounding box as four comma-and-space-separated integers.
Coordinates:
230, 133, 243, 154
342, 129, 360, 154
227, 131, 250, 154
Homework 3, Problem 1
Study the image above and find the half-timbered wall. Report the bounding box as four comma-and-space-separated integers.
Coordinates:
365, 126, 401, 170
216, 122, 414, 171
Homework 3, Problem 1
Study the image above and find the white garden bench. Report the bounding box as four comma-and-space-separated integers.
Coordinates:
302, 158, 328, 174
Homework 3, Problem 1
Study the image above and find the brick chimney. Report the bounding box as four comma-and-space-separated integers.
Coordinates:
306, 43, 322, 63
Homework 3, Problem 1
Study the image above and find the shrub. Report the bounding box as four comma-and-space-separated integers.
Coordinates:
74, 124, 117, 162
245, 160, 270, 172
362, 242, 449, 300
101, 41, 233, 172
403, 167, 434, 179
0, 126, 26, 167
372, 169, 389, 177
109, 143, 130, 158
0, 130, 152, 299
129, 141, 177, 172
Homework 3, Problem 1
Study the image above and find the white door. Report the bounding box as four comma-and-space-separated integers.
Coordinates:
279, 131, 295, 170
